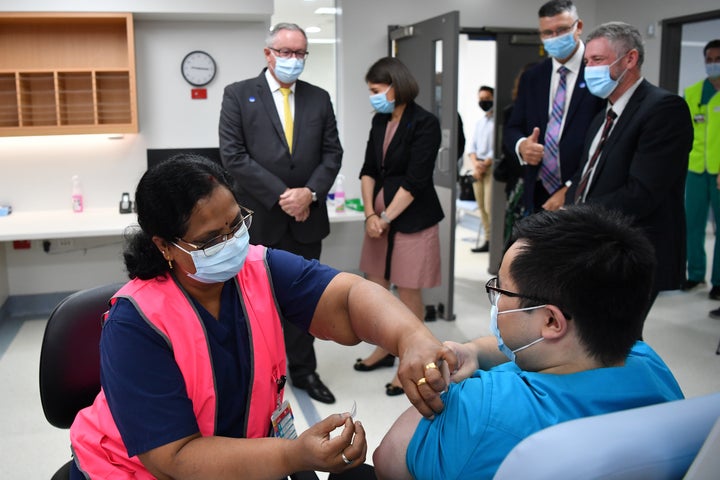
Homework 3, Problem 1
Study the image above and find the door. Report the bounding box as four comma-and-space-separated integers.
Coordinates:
389, 11, 460, 320
466, 28, 544, 273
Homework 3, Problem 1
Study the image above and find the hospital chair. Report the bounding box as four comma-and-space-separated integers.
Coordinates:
493, 391, 720, 479
39, 283, 122, 480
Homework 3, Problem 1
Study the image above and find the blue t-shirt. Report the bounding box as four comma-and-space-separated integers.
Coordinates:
406, 341, 684, 480
99, 248, 338, 457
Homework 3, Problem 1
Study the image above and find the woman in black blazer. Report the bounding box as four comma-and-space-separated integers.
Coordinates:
354, 57, 444, 396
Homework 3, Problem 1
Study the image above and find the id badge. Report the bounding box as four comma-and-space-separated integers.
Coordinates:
271, 400, 297, 439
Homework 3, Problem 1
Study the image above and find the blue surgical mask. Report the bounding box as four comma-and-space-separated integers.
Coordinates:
584, 54, 628, 99
369, 86, 395, 114
490, 303, 546, 362
543, 30, 577, 60
706, 62, 720, 80
173, 227, 250, 284
273, 56, 305, 84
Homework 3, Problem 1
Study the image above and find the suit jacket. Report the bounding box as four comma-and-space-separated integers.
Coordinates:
219, 70, 343, 246
360, 101, 444, 233
504, 57, 605, 209
567, 80, 694, 291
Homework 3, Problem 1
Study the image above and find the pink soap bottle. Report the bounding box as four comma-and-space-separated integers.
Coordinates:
71, 175, 84, 213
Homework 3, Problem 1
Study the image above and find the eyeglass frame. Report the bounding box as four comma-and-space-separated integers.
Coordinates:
485, 277, 572, 318
539, 19, 578, 39
269, 47, 310, 60
485, 277, 547, 307
175, 206, 253, 257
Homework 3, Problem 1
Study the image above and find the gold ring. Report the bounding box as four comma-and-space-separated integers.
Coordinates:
425, 362, 438, 370
416, 377, 427, 387
341, 452, 353, 465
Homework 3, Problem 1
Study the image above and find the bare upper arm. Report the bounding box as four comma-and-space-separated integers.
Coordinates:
373, 406, 423, 480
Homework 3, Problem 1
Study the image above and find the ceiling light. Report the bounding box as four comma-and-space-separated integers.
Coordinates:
314, 7, 339, 15
305, 26, 321, 33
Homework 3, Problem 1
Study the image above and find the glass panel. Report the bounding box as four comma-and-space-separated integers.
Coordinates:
434, 39, 443, 120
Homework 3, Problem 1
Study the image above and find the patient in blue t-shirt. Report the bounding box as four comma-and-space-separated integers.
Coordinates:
373, 205, 684, 480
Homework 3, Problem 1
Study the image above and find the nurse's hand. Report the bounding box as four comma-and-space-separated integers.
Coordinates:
297, 412, 367, 474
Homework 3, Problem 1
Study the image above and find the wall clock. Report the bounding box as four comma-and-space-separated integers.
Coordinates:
181, 50, 217, 87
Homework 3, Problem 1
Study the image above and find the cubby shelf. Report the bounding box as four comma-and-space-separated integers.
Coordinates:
0, 13, 137, 137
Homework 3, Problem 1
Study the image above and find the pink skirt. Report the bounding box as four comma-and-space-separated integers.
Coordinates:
359, 191, 441, 289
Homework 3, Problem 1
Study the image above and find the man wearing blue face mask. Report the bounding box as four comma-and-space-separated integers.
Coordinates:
567, 22, 693, 334
504, 0, 604, 214
372, 205, 683, 480
220, 22, 343, 404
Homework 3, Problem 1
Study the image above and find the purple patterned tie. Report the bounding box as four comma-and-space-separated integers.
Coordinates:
540, 66, 569, 193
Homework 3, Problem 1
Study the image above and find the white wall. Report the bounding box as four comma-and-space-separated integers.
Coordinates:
3, 0, 720, 298
0, 4, 270, 296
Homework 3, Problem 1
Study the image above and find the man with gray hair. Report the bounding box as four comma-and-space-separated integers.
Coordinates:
567, 21, 693, 331
219, 22, 342, 404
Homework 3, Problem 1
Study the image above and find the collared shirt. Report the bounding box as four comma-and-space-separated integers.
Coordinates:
515, 42, 586, 164
264, 69, 295, 131
577, 76, 644, 202
548, 41, 585, 135
472, 111, 495, 161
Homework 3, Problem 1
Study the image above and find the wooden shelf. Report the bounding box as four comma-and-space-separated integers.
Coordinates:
0, 13, 137, 137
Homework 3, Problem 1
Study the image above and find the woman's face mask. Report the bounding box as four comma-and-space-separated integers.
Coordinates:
173, 225, 250, 284
369, 85, 395, 114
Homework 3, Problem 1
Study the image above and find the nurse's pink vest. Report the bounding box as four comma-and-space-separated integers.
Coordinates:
70, 245, 286, 479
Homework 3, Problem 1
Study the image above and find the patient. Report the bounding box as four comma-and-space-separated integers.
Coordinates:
374, 205, 684, 479
68, 154, 450, 479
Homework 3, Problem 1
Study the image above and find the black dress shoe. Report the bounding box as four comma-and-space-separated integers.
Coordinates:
293, 373, 336, 404
681, 280, 704, 291
471, 242, 489, 253
385, 383, 404, 396
354, 354, 395, 371
710, 286, 720, 300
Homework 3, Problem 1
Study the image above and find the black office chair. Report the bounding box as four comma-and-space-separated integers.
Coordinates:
39, 283, 123, 480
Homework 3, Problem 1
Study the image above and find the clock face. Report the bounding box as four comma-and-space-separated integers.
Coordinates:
181, 51, 217, 87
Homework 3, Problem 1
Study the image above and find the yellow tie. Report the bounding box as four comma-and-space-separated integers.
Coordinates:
280, 87, 293, 153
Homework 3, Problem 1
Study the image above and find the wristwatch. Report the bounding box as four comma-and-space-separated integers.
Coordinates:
380, 211, 392, 224
308, 188, 317, 203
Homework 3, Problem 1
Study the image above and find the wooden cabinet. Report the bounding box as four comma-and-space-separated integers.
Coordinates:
0, 13, 137, 137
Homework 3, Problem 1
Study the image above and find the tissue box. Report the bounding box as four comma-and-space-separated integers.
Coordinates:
0, 205, 12, 216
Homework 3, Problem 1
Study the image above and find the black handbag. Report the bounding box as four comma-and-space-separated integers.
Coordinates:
458, 173, 475, 201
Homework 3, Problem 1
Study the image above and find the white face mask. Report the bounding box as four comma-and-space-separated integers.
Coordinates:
489, 303, 546, 362
173, 226, 250, 284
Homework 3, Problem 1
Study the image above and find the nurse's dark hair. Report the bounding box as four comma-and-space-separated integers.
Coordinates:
365, 57, 419, 105
123, 154, 241, 280
505, 205, 656, 365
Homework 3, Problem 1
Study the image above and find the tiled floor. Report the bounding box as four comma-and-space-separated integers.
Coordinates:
2, 218, 720, 478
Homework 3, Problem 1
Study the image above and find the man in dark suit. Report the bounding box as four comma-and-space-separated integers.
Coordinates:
219, 23, 342, 404
504, 0, 604, 214
567, 21, 693, 332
